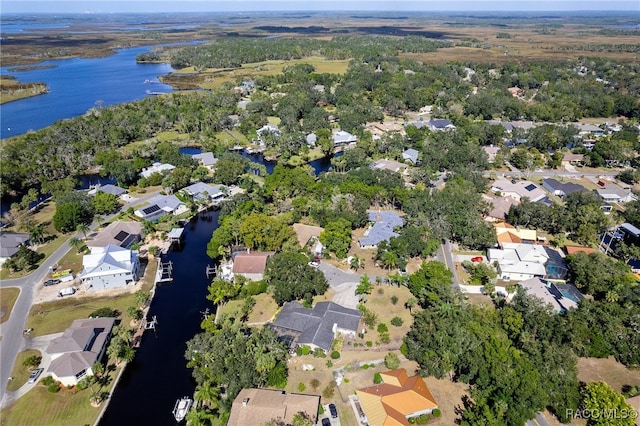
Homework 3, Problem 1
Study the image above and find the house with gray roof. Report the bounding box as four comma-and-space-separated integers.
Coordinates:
427, 119, 456, 131
519, 278, 583, 313
270, 301, 362, 352
88, 184, 126, 198
359, 211, 404, 249
594, 183, 637, 203
134, 194, 186, 221
333, 130, 357, 146
542, 178, 587, 198
402, 148, 419, 164
181, 182, 226, 203
87, 221, 142, 249
0, 232, 30, 264
45, 317, 115, 386
191, 152, 218, 169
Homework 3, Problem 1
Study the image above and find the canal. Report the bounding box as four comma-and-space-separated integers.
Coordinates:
99, 211, 219, 426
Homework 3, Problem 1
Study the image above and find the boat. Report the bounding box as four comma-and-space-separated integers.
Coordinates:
172, 396, 193, 422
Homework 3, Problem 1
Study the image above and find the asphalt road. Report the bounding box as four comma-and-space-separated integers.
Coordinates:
0, 190, 160, 408
437, 239, 459, 289
526, 412, 552, 426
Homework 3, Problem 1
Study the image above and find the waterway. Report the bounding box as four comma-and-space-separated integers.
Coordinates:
0, 45, 175, 139
99, 211, 219, 426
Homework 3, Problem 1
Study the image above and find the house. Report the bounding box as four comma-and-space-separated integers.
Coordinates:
356, 368, 438, 426
594, 184, 637, 203
564, 245, 597, 256
427, 119, 456, 131
482, 195, 519, 222
139, 162, 175, 178
79, 244, 141, 291
333, 130, 357, 146
181, 182, 226, 203
541, 178, 587, 198
575, 123, 606, 137
402, 148, 419, 164
292, 223, 324, 248
0, 232, 30, 265
134, 194, 186, 221
88, 184, 126, 198
488, 242, 549, 281
87, 221, 142, 249
618, 222, 640, 246
483, 145, 501, 163
561, 153, 584, 167
494, 222, 537, 247
45, 317, 115, 386
191, 152, 218, 169
231, 251, 274, 281
519, 277, 583, 313
270, 301, 362, 352
227, 388, 320, 426
359, 211, 404, 249
369, 159, 408, 174
491, 179, 546, 202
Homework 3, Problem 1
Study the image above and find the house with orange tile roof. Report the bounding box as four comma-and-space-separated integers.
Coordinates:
564, 245, 596, 256
356, 368, 438, 426
231, 250, 275, 281
494, 222, 537, 247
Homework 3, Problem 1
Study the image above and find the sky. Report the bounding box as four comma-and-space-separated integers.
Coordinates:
2, 1, 639, 14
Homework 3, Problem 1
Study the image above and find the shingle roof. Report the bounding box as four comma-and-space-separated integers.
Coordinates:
140, 162, 175, 178
0, 232, 29, 258
182, 182, 225, 201
429, 119, 454, 129
359, 211, 404, 247
232, 251, 274, 274
227, 388, 320, 426
271, 301, 362, 351
542, 178, 587, 196
88, 221, 142, 249
292, 223, 324, 247
402, 149, 419, 164
191, 152, 218, 167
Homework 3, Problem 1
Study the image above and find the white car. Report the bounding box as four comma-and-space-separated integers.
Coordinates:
308, 261, 320, 268
28, 368, 43, 384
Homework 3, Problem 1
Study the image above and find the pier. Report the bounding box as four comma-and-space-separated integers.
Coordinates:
155, 260, 174, 283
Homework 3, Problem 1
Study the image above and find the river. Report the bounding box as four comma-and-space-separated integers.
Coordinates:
99, 211, 219, 426
0, 45, 175, 139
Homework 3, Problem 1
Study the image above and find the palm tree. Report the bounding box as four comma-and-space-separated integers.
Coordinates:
68, 237, 84, 253
29, 224, 46, 245
405, 297, 418, 314
76, 222, 90, 239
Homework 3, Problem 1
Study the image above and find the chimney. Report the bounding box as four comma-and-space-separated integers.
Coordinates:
242, 398, 249, 407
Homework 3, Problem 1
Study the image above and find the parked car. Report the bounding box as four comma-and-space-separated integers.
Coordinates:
27, 368, 43, 384
329, 403, 338, 418
43, 279, 61, 286
308, 261, 320, 268
471, 256, 483, 263
58, 287, 76, 297
321, 418, 331, 426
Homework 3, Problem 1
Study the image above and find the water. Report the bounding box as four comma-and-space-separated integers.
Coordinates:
0, 46, 175, 139
99, 211, 218, 426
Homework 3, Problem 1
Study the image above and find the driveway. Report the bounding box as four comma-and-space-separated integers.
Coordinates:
318, 263, 361, 309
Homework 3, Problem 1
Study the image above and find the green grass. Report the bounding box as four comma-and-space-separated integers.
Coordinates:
6, 349, 41, 392
0, 287, 20, 324
0, 363, 124, 426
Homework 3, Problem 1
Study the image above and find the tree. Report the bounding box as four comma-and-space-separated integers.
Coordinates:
91, 191, 119, 215
356, 274, 373, 299
384, 352, 400, 369
68, 237, 84, 253
265, 252, 329, 305
581, 382, 636, 426
408, 261, 454, 308
319, 218, 352, 259
53, 192, 94, 233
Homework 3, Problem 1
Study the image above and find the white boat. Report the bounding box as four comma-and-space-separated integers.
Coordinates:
172, 396, 193, 422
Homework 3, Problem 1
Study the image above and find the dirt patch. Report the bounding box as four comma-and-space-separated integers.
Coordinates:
577, 357, 640, 393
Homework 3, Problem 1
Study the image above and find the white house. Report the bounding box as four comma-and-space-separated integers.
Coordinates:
191, 152, 218, 169
491, 179, 547, 203
0, 232, 30, 265
333, 130, 357, 146
46, 317, 115, 386
427, 119, 456, 131
402, 148, 419, 164
134, 194, 187, 221
79, 244, 141, 291
181, 182, 226, 203
488, 242, 549, 281
594, 184, 637, 203
139, 162, 175, 178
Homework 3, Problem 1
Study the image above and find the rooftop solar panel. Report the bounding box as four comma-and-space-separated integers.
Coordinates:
524, 184, 537, 192
142, 204, 161, 215
113, 230, 129, 242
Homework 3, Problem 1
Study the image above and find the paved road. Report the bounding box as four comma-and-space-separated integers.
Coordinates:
526, 412, 551, 426
437, 239, 459, 288
318, 263, 362, 309
0, 190, 160, 408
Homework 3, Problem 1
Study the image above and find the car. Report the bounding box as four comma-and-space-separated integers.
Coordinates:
322, 418, 331, 426
308, 261, 320, 268
28, 368, 43, 384
43, 279, 61, 286
471, 256, 483, 263
329, 403, 338, 418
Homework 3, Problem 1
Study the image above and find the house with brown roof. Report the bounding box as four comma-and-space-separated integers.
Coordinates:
357, 368, 438, 426
292, 223, 324, 248
494, 222, 537, 247
45, 317, 115, 386
564, 245, 596, 256
227, 388, 320, 426
232, 251, 275, 281
87, 221, 142, 249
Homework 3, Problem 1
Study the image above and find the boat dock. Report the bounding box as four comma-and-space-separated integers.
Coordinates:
155, 260, 174, 283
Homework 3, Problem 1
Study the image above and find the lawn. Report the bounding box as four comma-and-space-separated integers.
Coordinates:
0, 288, 20, 324
359, 285, 415, 347
218, 293, 278, 324
0, 363, 124, 426
6, 349, 42, 392
577, 357, 640, 393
